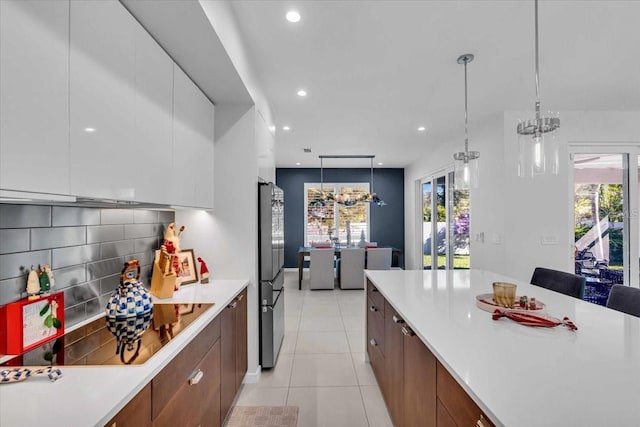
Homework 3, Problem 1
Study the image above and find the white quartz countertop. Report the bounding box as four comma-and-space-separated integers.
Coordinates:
365, 269, 640, 427
0, 279, 248, 427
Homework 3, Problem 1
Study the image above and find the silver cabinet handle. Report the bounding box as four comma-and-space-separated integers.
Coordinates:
236, 293, 244, 302
369, 305, 377, 312
401, 326, 415, 337
476, 414, 489, 427
189, 369, 204, 385
228, 301, 238, 309
392, 315, 404, 324
369, 338, 377, 347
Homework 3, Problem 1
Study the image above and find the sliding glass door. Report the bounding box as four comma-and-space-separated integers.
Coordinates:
572, 148, 640, 303
422, 172, 470, 270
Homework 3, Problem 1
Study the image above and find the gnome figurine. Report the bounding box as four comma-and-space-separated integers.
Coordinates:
197, 257, 210, 284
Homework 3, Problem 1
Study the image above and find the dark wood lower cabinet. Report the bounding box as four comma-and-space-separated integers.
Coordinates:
153, 340, 221, 427
403, 326, 436, 427
366, 279, 494, 427
221, 289, 248, 425
103, 289, 248, 427
384, 301, 404, 427
436, 361, 495, 427
105, 383, 152, 427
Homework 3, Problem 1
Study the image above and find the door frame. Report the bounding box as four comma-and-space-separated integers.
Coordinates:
568, 143, 639, 287
419, 167, 453, 270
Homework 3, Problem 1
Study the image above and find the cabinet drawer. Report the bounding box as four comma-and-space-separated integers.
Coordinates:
153, 339, 221, 427
436, 362, 495, 427
152, 315, 220, 419
105, 383, 151, 427
436, 398, 457, 427
367, 279, 385, 310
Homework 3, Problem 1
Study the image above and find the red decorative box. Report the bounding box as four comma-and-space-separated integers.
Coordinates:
0, 292, 65, 355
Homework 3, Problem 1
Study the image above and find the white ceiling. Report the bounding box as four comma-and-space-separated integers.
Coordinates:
228, 0, 640, 168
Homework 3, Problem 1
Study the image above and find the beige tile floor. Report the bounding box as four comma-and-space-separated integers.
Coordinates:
234, 270, 393, 427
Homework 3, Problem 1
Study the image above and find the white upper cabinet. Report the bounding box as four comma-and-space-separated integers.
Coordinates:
0, 1, 70, 195
69, 0, 137, 201
133, 25, 174, 205
172, 65, 214, 209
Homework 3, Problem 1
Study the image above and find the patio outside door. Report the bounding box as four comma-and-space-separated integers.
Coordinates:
422, 172, 470, 270
572, 152, 634, 304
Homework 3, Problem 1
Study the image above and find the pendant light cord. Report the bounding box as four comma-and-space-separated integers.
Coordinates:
464, 58, 469, 155
370, 158, 374, 194
534, 0, 541, 120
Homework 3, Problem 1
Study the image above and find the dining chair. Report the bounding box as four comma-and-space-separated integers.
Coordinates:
530, 267, 586, 299
366, 247, 392, 270
339, 248, 365, 289
606, 284, 640, 317
309, 248, 335, 290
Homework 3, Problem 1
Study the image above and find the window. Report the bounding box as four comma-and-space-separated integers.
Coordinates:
304, 183, 370, 245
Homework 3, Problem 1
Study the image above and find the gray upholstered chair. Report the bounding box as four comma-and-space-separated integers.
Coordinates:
309, 248, 335, 290
606, 284, 640, 317
530, 267, 586, 299
366, 247, 392, 270
339, 248, 365, 289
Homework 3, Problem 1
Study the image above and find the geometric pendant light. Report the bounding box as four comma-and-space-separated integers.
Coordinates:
453, 53, 479, 190
517, 0, 560, 178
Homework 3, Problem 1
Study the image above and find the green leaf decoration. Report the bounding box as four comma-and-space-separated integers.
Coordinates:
39, 304, 49, 317
44, 314, 54, 328
52, 318, 62, 329
44, 352, 53, 362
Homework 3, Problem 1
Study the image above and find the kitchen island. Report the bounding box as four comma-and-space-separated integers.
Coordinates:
365, 269, 640, 427
0, 279, 248, 427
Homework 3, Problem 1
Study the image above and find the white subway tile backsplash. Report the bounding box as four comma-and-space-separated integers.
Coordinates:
31, 226, 86, 250
124, 223, 159, 240
0, 229, 30, 254
64, 303, 86, 326
158, 210, 174, 224
0, 277, 26, 306
134, 236, 158, 253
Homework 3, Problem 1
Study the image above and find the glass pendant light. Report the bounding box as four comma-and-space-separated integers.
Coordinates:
453, 54, 479, 190
517, 0, 560, 177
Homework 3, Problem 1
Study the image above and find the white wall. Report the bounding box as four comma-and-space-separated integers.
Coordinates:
177, 106, 261, 378
405, 110, 640, 283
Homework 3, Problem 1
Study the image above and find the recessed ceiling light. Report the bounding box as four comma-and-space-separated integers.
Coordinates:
418, 126, 426, 132
286, 10, 301, 23
377, 162, 383, 166
297, 89, 307, 97
269, 125, 276, 133
283, 126, 291, 131
296, 162, 301, 166
84, 127, 96, 133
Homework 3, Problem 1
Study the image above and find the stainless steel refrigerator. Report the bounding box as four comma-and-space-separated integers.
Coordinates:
258, 182, 285, 368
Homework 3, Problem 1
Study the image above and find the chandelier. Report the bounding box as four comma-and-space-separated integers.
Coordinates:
453, 53, 479, 190
517, 0, 560, 177
309, 155, 386, 208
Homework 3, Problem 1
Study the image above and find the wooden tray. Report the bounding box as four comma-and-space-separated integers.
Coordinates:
475, 293, 546, 313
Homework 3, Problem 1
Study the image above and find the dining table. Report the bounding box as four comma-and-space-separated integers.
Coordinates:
297, 245, 402, 290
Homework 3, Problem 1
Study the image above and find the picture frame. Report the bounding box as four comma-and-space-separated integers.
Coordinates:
176, 249, 198, 285
178, 303, 195, 315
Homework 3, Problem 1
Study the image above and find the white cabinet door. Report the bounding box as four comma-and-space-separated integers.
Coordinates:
172, 65, 214, 209
69, 0, 136, 201
0, 0, 70, 195
133, 25, 173, 205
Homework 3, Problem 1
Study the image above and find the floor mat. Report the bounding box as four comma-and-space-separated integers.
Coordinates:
225, 406, 298, 427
